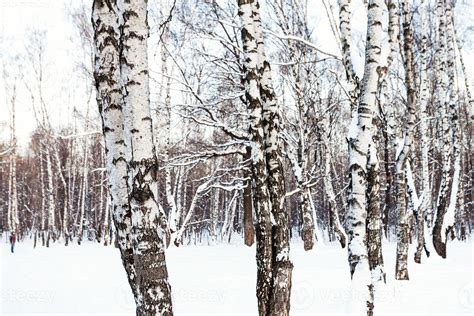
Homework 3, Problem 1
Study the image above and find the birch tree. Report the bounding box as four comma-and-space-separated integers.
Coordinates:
432, 0, 453, 259
345, 0, 384, 314
5, 77, 19, 234
45, 145, 56, 246
268, 0, 316, 251
92, 0, 173, 314
238, 0, 292, 313
414, 0, 431, 264
120, 1, 173, 308
379, 0, 399, 237
395, 0, 416, 280
433, 0, 461, 259
92, 0, 138, 299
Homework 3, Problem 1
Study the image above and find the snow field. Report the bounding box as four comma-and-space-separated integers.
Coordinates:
1, 238, 472, 315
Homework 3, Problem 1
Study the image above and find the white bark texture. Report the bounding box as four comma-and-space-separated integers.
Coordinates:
120, 0, 173, 313
46, 146, 56, 244
442, 0, 460, 255
273, 2, 314, 251
8, 88, 19, 233
432, 0, 453, 259
54, 144, 70, 242
338, 0, 360, 109
395, 0, 416, 280
345, 0, 384, 314
415, 0, 431, 264
238, 0, 292, 314
322, 134, 347, 248
93, 1, 174, 314
379, 0, 399, 237
92, 0, 138, 300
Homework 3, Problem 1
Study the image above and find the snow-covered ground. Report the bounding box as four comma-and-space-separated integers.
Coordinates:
1, 237, 472, 315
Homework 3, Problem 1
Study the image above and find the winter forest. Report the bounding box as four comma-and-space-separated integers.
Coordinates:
0, 0, 472, 315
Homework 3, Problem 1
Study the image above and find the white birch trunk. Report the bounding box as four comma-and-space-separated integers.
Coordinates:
103, 194, 111, 246
54, 144, 70, 243
7, 155, 12, 232
8, 88, 18, 233
222, 190, 238, 240
253, 1, 293, 312
322, 134, 346, 248
345, 0, 384, 314
442, 0, 460, 252
92, 0, 138, 305
77, 130, 89, 245
174, 180, 210, 246
338, 0, 359, 108
238, 1, 274, 313
39, 145, 47, 243
238, 0, 293, 313
210, 189, 219, 245
432, 0, 453, 259
415, 0, 431, 264
380, 0, 399, 236
119, 0, 173, 313
46, 146, 56, 245
395, 0, 417, 280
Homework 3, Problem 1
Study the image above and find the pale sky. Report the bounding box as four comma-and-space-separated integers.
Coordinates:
0, 0, 92, 152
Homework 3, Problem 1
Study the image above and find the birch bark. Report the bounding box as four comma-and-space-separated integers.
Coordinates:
345, 0, 384, 314
432, 0, 453, 259
92, 0, 138, 306
46, 146, 56, 245
441, 0, 460, 257
381, 0, 399, 236
8, 85, 19, 234
243, 146, 255, 246
238, 1, 274, 313
119, 1, 173, 313
321, 133, 346, 248
414, 0, 431, 264
395, 0, 416, 280
238, 0, 292, 313
272, 2, 314, 251
77, 124, 89, 245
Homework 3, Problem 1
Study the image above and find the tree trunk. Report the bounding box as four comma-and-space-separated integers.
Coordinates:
380, 0, 399, 238
415, 0, 431, 264
46, 146, 56, 246
395, 0, 417, 280
119, 0, 173, 313
238, 0, 293, 313
432, 0, 453, 259
338, 0, 359, 110
77, 130, 89, 245
322, 137, 346, 248
239, 0, 274, 311
92, 0, 139, 308
243, 146, 255, 247
345, 0, 384, 314
210, 188, 219, 245
367, 146, 385, 284
8, 85, 19, 233
440, 0, 461, 257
